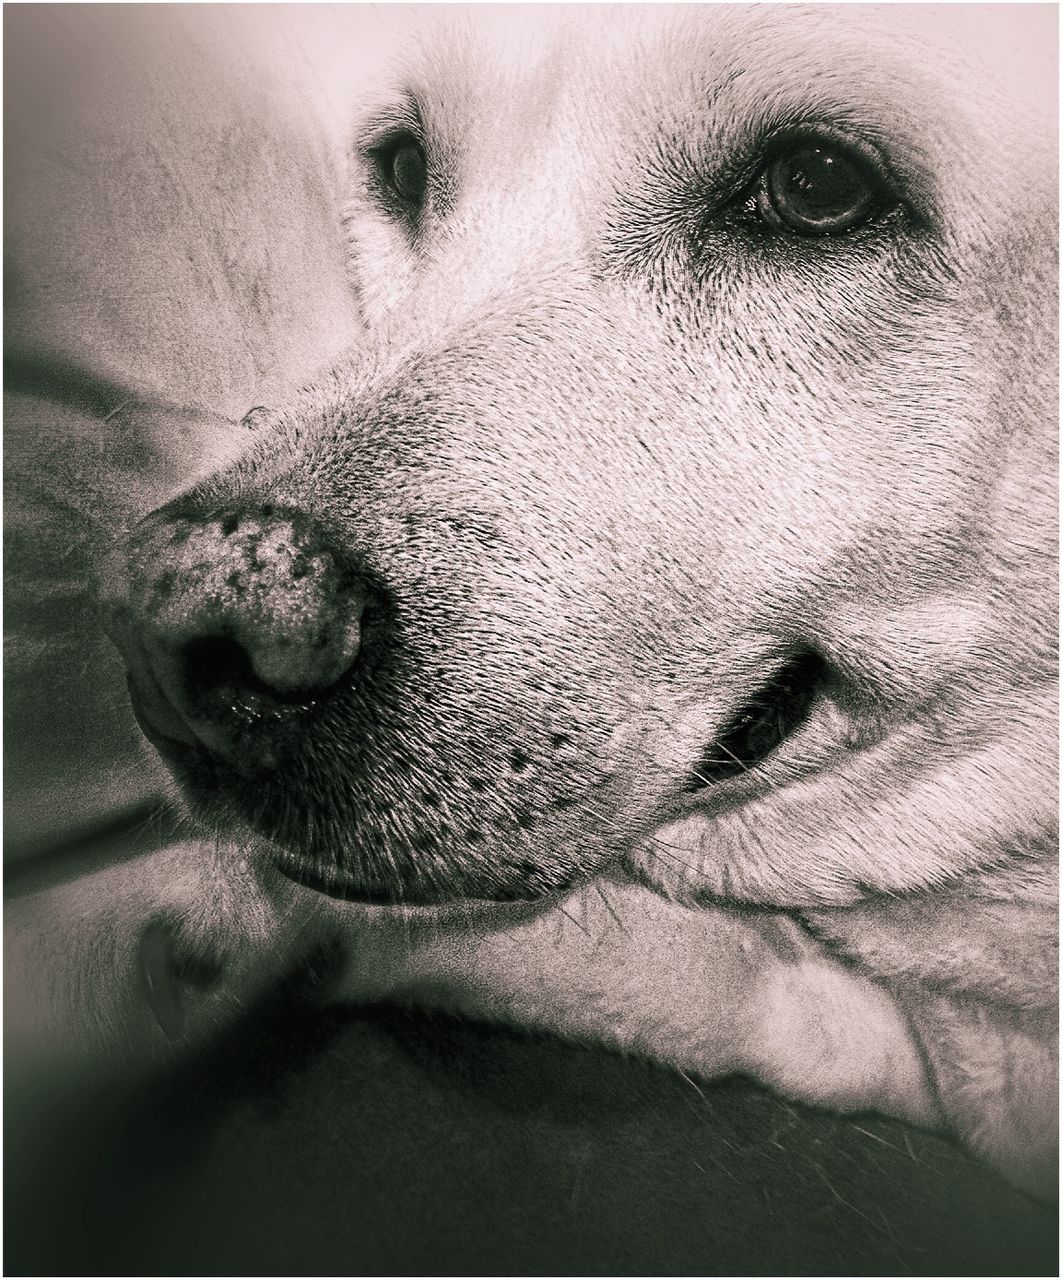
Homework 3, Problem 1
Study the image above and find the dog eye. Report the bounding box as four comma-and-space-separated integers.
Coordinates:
377, 136, 429, 210
754, 140, 887, 236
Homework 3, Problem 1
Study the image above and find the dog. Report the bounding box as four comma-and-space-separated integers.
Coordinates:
6, 4, 1057, 1200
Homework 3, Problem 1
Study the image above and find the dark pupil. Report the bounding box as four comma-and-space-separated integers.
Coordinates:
390, 143, 427, 205
774, 146, 868, 224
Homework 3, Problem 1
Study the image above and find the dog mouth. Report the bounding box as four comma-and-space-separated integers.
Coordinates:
685, 648, 827, 789
274, 648, 829, 904
133, 642, 827, 907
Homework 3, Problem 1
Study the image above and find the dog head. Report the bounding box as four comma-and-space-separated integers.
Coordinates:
103, 6, 1057, 908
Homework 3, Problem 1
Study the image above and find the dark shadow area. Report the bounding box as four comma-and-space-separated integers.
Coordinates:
5, 994, 1057, 1277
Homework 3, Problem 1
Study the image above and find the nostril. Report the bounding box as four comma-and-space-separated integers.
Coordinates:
108, 500, 375, 762
183, 635, 270, 698
181, 634, 329, 707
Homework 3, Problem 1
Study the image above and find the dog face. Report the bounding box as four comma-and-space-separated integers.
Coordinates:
103, 6, 1057, 908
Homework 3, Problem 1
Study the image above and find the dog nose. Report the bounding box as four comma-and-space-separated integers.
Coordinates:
103, 500, 366, 763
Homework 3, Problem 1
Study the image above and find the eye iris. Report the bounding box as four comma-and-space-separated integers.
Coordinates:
767, 145, 875, 233
388, 142, 427, 207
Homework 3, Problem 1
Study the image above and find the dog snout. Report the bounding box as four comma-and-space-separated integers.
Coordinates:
103, 499, 367, 765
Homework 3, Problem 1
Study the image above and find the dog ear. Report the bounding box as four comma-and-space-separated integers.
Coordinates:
627, 818, 1059, 1198
815, 872, 1058, 1201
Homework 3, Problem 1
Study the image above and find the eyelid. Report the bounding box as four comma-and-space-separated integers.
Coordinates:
365, 124, 421, 157
354, 96, 425, 162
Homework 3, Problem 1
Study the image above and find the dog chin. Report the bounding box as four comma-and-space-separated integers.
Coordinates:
268, 853, 576, 909
141, 744, 583, 908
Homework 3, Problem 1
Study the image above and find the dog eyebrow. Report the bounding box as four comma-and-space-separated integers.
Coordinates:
353, 90, 424, 156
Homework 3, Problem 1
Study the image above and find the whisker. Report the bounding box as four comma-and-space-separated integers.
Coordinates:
645, 839, 705, 878
558, 904, 591, 935
716, 741, 752, 771
595, 882, 626, 933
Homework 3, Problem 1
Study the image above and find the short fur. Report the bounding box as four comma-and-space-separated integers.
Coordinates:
7, 5, 1057, 1199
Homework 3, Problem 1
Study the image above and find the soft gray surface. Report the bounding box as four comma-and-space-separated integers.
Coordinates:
7, 1001, 1056, 1277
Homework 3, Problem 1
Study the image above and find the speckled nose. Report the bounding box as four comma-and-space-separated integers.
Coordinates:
102, 500, 366, 765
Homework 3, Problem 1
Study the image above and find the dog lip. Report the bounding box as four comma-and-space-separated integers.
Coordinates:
127, 672, 201, 753
129, 682, 277, 779
686, 648, 826, 789
272, 857, 556, 907
272, 859, 409, 903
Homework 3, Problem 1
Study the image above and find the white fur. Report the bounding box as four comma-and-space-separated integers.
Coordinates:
6, 4, 1057, 1200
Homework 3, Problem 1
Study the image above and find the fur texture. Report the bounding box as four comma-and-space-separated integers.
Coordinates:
7, 4, 1058, 1200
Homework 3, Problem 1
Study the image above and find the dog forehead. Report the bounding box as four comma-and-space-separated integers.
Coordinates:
386, 5, 1052, 190
422, 4, 1051, 91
